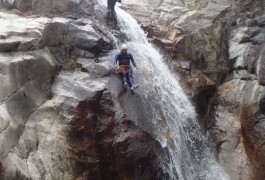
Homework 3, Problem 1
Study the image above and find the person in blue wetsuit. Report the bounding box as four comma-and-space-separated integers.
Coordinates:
114, 44, 139, 90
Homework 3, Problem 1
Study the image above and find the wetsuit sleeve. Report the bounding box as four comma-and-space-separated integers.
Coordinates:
114, 54, 119, 65
129, 54, 137, 67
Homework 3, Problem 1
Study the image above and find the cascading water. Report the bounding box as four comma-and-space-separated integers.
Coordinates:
97, 0, 230, 179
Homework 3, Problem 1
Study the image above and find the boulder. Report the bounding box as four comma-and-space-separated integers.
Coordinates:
97, 119, 170, 180
257, 47, 265, 85
77, 57, 112, 77
1, 71, 107, 179
14, 0, 32, 11
0, 48, 58, 180
2, 0, 82, 13
209, 79, 252, 179
1, 69, 170, 179
126, 0, 231, 83
0, 48, 57, 102
0, 12, 50, 52
1, 0, 14, 8
42, 19, 112, 54
210, 78, 265, 179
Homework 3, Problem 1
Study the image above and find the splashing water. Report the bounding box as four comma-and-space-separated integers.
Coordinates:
96, 0, 230, 179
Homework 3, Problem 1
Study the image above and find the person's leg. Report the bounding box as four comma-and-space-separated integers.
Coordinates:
128, 69, 134, 86
123, 73, 128, 85
110, 6, 117, 26
106, 8, 111, 24
123, 73, 130, 89
129, 69, 138, 90
124, 73, 131, 88
119, 72, 125, 84
113, 11, 117, 26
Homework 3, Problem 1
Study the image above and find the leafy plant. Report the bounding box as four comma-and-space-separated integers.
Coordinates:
68, 58, 77, 70
62, 25, 77, 71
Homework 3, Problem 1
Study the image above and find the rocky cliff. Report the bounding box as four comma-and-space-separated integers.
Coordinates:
0, 0, 170, 179
123, 0, 265, 179
2, 0, 265, 179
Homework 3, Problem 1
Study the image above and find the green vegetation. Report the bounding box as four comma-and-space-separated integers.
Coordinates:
68, 58, 77, 70
63, 26, 77, 71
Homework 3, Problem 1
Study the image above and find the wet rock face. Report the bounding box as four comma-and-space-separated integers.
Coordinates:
211, 1, 265, 179
209, 80, 252, 179
170, 1, 265, 180
0, 12, 49, 52
1, 0, 83, 13
125, 0, 265, 179
96, 117, 170, 180
159, 0, 231, 83
229, 2, 265, 84
2, 71, 107, 180
0, 13, 57, 174
125, 0, 231, 88
210, 79, 265, 180
0, 12, 56, 179
42, 20, 111, 57
0, 1, 171, 179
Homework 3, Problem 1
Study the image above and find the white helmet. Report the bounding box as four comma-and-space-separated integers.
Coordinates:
121, 44, 128, 50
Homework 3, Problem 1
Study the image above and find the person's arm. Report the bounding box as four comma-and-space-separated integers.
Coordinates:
129, 54, 137, 67
114, 54, 119, 68
114, 55, 118, 65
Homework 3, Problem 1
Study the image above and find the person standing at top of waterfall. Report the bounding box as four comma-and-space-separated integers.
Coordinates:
107, 0, 120, 26
114, 44, 139, 91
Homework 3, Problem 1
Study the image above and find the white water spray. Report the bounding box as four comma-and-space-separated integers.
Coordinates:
97, 0, 230, 179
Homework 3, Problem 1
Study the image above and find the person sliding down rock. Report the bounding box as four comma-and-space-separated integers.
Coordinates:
107, 0, 120, 26
114, 44, 139, 91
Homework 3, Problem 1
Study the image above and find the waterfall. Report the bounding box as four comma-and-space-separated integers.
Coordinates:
97, 0, 230, 179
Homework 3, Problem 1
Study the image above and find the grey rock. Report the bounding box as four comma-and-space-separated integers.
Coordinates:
2, 0, 83, 13
0, 49, 57, 102
211, 79, 252, 179
42, 22, 67, 47
1, 69, 109, 179
76, 57, 112, 77
14, 0, 33, 11
75, 49, 95, 58
51, 71, 107, 101
125, 0, 265, 179
43, 20, 110, 54
257, 47, 265, 85
0, 48, 57, 179
0, 3, 168, 180
0, 12, 50, 52
2, 0, 14, 8
256, 15, 265, 27
5, 0, 265, 179
213, 79, 265, 179
73, 32, 102, 53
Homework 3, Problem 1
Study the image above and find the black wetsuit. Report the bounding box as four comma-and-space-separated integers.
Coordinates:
108, 0, 117, 9
107, 0, 117, 26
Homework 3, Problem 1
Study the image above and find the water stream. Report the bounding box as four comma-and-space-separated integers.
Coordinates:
96, 0, 230, 179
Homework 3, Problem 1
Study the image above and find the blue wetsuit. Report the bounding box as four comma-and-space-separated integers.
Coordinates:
114, 52, 137, 87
